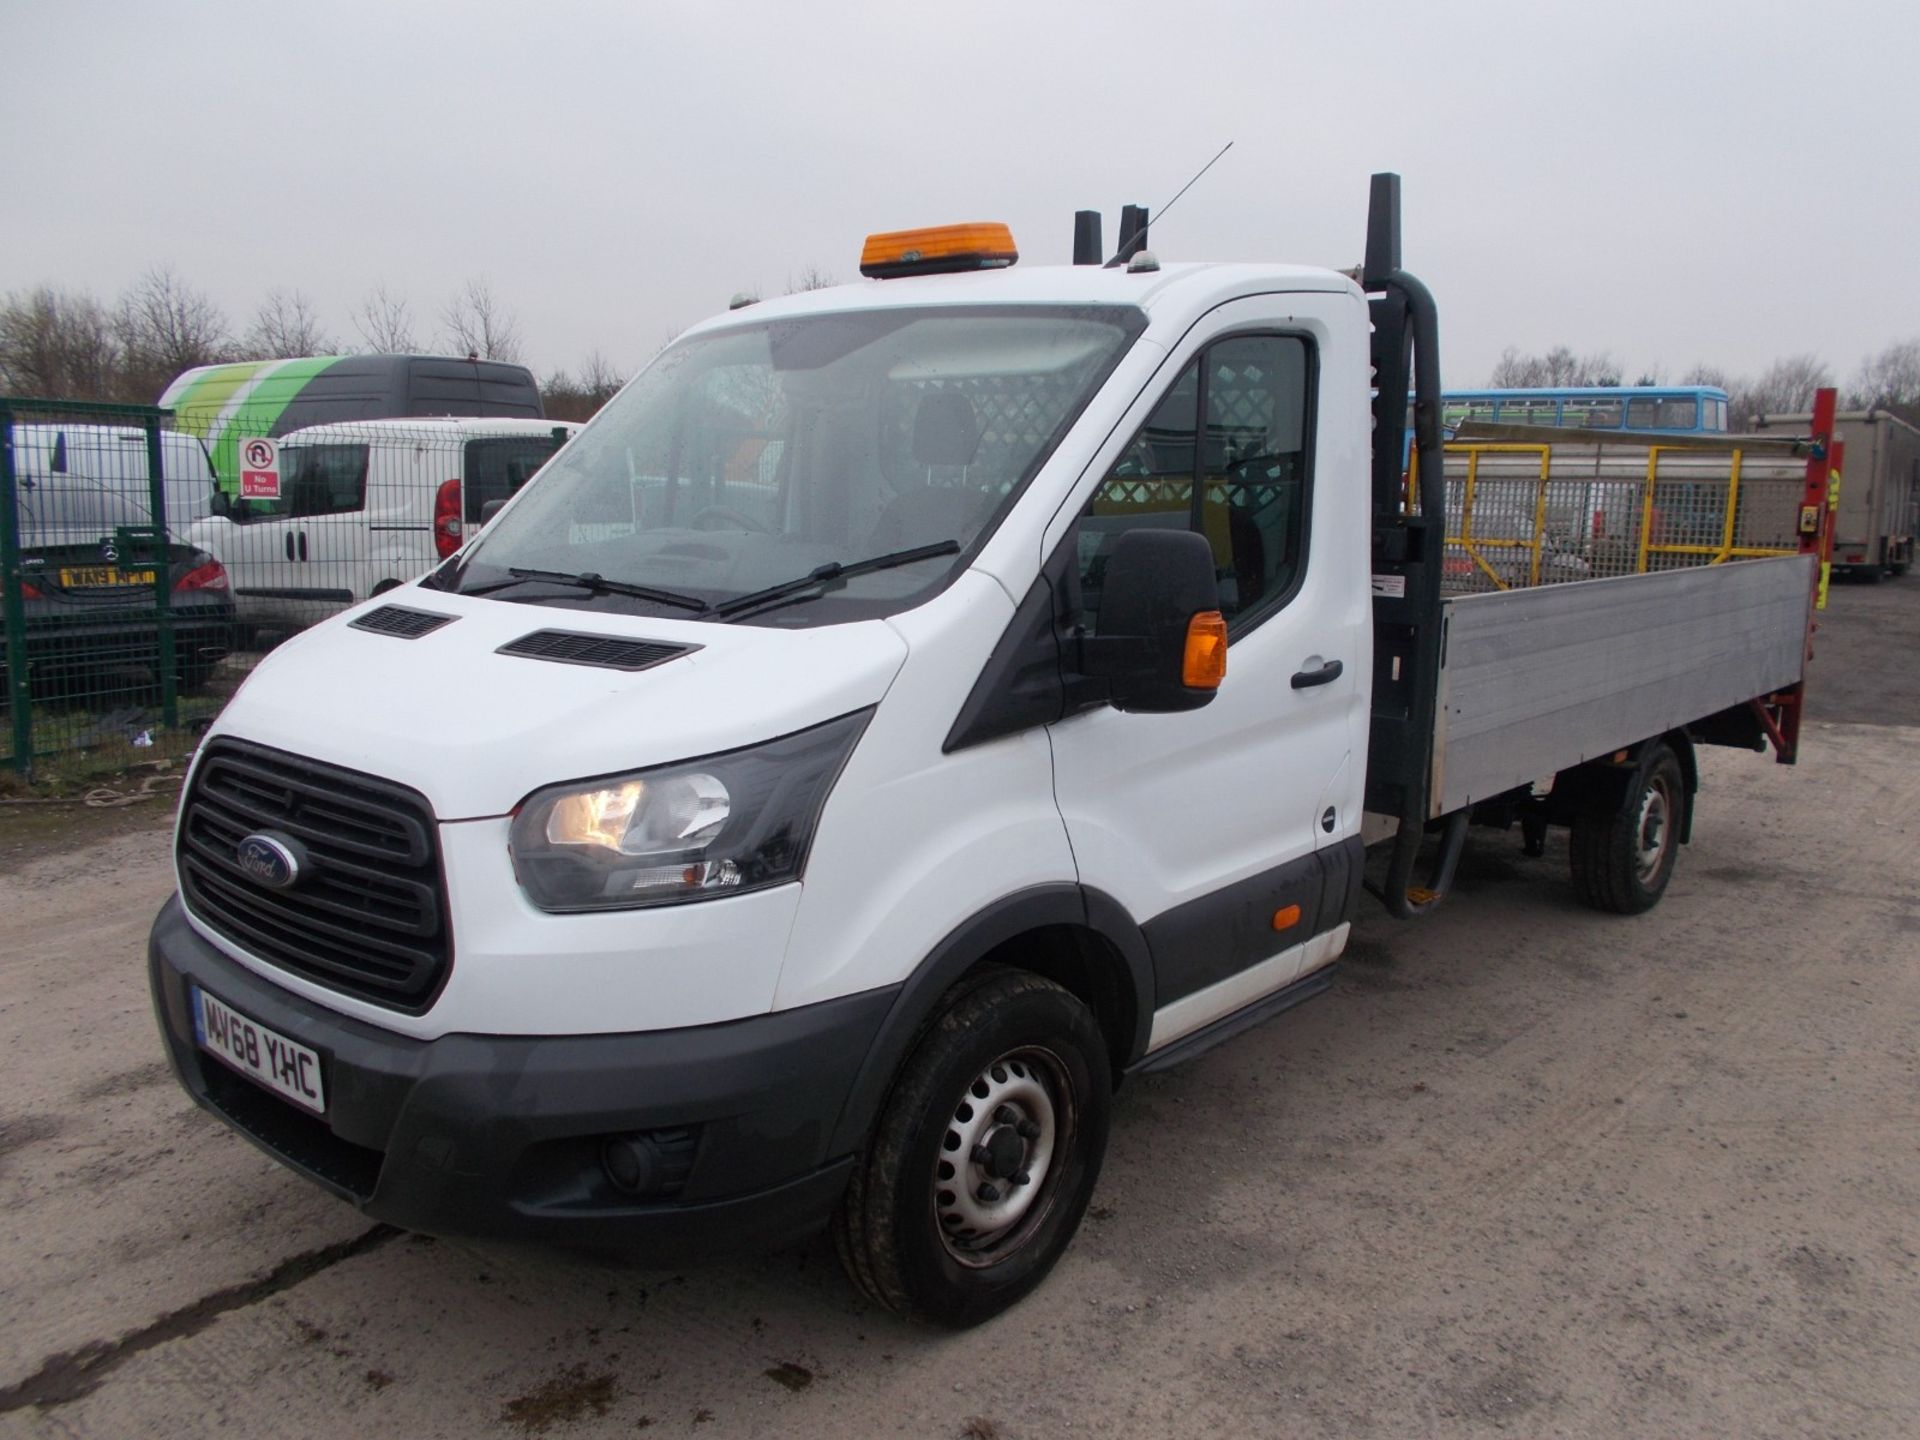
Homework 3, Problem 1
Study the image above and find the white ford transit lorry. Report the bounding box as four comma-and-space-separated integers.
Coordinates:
149, 178, 1824, 1327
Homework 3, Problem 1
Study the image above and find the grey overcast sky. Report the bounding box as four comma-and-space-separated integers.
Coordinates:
5, 0, 1914, 387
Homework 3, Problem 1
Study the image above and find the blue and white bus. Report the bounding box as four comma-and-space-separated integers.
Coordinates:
1440, 385, 1731, 435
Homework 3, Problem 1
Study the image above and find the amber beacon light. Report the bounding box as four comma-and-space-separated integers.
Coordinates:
860, 223, 1020, 278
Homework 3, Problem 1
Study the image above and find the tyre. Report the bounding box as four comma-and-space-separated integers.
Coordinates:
1569, 742, 1685, 914
832, 967, 1111, 1328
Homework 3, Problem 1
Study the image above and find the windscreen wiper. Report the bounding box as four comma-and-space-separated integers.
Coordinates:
459, 566, 712, 613
713, 540, 962, 622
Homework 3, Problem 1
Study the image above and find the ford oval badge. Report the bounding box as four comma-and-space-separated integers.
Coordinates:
236, 833, 302, 890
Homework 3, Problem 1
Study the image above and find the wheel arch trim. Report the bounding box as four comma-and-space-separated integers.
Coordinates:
825, 884, 1153, 1158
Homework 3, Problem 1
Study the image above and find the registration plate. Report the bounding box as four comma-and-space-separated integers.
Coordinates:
191, 984, 326, 1115
58, 566, 155, 588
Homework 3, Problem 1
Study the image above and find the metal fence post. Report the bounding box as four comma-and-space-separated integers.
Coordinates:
144, 410, 178, 729
0, 402, 34, 772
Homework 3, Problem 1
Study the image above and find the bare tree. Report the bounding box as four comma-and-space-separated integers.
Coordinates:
116, 266, 228, 363
1850, 339, 1920, 417
114, 266, 231, 400
785, 264, 836, 294
353, 284, 418, 353
440, 277, 523, 362
1487, 345, 1622, 388
579, 349, 625, 399
541, 349, 629, 422
0, 286, 122, 398
244, 288, 333, 358
1743, 354, 1834, 423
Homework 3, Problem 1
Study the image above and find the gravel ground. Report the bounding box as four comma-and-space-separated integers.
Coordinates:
1, 580, 1915, 1439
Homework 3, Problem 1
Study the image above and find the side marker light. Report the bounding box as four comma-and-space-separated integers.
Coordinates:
1182, 611, 1228, 689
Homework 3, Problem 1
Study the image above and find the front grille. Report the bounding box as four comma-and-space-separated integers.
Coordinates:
496, 629, 693, 672
178, 740, 451, 1011
350, 604, 457, 639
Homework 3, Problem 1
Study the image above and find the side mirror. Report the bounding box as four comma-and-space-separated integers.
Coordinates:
1080, 528, 1226, 713
479, 498, 509, 525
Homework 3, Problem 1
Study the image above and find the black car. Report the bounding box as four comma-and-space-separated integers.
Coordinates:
10, 533, 235, 696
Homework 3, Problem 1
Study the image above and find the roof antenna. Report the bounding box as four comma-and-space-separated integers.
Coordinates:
1105, 139, 1234, 267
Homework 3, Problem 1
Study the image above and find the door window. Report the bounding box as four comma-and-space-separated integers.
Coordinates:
1075, 334, 1312, 633
463, 436, 567, 523
235, 444, 369, 520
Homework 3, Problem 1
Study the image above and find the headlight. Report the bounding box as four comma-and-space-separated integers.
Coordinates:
508, 710, 871, 911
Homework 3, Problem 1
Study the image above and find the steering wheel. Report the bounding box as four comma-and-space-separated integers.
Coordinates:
687, 504, 771, 534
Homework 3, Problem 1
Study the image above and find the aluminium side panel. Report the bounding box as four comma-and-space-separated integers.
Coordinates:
1431, 555, 1813, 815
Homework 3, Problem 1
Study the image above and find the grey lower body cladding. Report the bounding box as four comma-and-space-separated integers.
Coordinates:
147, 897, 895, 1258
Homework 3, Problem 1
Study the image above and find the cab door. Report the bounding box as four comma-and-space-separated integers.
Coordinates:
1045, 292, 1371, 1057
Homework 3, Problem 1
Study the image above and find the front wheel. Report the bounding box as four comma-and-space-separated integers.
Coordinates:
1569, 741, 1685, 914
833, 968, 1111, 1328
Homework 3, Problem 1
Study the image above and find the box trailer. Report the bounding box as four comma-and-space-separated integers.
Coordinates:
1752, 408, 1918, 578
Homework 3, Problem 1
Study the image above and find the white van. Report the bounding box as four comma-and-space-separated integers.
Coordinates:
148, 192, 1818, 1329
185, 417, 576, 632
9, 423, 217, 545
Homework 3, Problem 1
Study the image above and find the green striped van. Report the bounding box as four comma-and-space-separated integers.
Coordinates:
159, 354, 543, 492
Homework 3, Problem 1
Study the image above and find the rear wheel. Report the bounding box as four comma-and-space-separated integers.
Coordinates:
833, 968, 1110, 1328
1569, 742, 1685, 914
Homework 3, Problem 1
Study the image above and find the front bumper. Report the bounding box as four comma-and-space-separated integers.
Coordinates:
149, 896, 897, 1259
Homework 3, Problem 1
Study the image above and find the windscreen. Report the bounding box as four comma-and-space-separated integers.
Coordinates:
445, 305, 1144, 623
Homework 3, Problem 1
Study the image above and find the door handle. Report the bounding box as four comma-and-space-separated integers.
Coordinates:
297, 532, 308, 562
1291, 658, 1344, 690
284, 532, 295, 561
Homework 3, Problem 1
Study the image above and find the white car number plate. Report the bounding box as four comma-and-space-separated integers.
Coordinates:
192, 984, 326, 1115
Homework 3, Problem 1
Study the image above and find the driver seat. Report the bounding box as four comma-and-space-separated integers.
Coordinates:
868, 390, 989, 551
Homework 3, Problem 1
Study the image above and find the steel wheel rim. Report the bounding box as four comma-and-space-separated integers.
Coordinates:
933, 1046, 1072, 1266
1635, 777, 1673, 883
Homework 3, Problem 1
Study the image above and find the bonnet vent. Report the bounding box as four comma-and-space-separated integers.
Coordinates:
350, 605, 458, 639
496, 629, 695, 672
